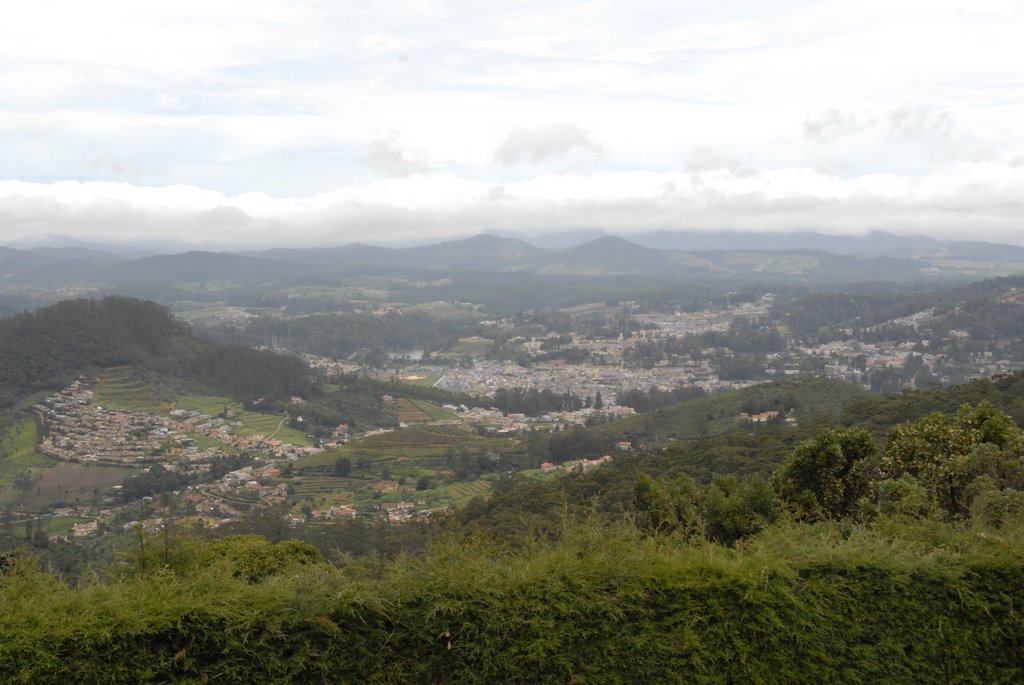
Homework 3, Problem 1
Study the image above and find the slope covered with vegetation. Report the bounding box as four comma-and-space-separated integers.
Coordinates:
0, 296, 314, 407
2, 520, 1022, 683
3, 384, 1024, 681
4, 295, 1024, 682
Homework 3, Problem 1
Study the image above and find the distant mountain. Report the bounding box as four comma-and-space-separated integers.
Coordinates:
0, 246, 127, 287
281, 232, 1024, 282
2, 230, 1023, 296
540, 236, 681, 276
613, 230, 950, 256
103, 251, 307, 287
254, 234, 543, 273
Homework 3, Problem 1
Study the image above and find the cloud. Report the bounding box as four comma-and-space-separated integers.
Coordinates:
685, 147, 753, 176
360, 139, 430, 177
2, 1, 1024, 237
886, 108, 956, 141
803, 110, 873, 142
3, 163, 1024, 249
494, 124, 602, 165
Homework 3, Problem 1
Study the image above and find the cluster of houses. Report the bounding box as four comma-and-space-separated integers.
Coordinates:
451, 404, 636, 434
541, 455, 613, 473
35, 381, 323, 468
433, 357, 727, 404
35, 382, 169, 463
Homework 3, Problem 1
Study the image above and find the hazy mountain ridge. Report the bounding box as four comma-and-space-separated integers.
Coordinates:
1, 231, 1023, 293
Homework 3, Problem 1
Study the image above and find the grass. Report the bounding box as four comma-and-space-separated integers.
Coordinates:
234, 412, 312, 446
288, 423, 516, 509
233, 411, 283, 436
98, 372, 312, 447
445, 479, 491, 505
395, 398, 457, 423
0, 416, 47, 468
0, 413, 55, 504
448, 337, 493, 357
409, 399, 458, 420
398, 372, 442, 388
356, 425, 483, 450
93, 370, 177, 415
175, 394, 234, 416
37, 515, 94, 536
15, 463, 136, 512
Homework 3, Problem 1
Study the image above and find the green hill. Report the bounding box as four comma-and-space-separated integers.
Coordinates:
601, 376, 868, 443
0, 296, 314, 407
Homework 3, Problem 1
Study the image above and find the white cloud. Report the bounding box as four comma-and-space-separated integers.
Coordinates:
3, 162, 1024, 248
494, 124, 602, 165
803, 110, 874, 143
361, 139, 430, 177
1, 1, 1023, 244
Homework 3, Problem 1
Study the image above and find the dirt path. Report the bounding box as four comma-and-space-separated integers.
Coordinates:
266, 415, 288, 440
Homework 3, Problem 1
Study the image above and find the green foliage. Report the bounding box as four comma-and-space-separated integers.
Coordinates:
633, 473, 779, 545
600, 376, 865, 444
2, 521, 1024, 683
184, 535, 324, 582
702, 474, 780, 545
202, 310, 456, 358
0, 297, 316, 408
879, 402, 1024, 518
774, 428, 875, 519
842, 371, 1024, 436
633, 473, 704, 537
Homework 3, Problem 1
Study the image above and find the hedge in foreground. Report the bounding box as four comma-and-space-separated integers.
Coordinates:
1, 524, 1023, 684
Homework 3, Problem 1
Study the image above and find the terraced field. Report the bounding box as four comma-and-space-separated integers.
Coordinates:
94, 368, 312, 447
290, 475, 366, 497
94, 368, 179, 414
446, 480, 490, 499
396, 398, 432, 423
357, 425, 477, 449
446, 480, 491, 505
409, 399, 458, 420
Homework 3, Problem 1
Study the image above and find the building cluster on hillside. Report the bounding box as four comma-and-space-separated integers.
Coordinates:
35, 381, 171, 463
449, 403, 635, 433
35, 381, 322, 468
29, 379, 333, 536
541, 455, 613, 473
432, 358, 730, 405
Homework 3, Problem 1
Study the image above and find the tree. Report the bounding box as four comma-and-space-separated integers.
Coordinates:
334, 457, 352, 477
702, 475, 779, 545
774, 428, 875, 519
633, 474, 704, 537
879, 402, 1024, 518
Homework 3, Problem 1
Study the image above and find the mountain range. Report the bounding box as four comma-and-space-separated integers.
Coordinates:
2, 231, 1024, 295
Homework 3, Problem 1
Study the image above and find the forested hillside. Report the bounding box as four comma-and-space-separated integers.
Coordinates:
0, 297, 314, 407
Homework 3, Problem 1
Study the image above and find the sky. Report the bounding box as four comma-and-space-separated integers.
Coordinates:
2, 0, 1024, 248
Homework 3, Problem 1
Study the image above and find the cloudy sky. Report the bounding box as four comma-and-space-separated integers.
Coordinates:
2, 0, 1023, 248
